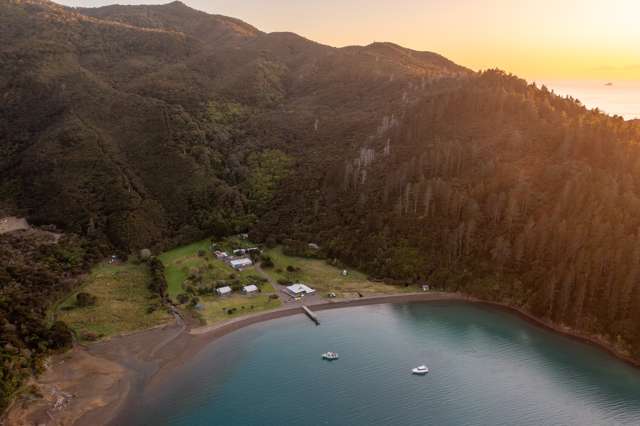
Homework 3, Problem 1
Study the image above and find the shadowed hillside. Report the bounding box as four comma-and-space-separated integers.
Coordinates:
1, 0, 640, 414
0, 0, 468, 251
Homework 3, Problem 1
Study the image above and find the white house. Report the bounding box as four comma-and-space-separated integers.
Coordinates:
286, 283, 316, 297
216, 286, 232, 296
214, 251, 229, 259
242, 284, 259, 294
230, 257, 253, 270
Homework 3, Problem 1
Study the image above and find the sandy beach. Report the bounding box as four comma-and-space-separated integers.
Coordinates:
4, 291, 638, 425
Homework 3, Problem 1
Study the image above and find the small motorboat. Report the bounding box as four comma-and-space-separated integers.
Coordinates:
322, 352, 339, 360
412, 365, 429, 375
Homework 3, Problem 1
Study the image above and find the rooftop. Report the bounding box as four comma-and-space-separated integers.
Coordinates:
230, 258, 253, 266
243, 284, 259, 292
286, 283, 316, 295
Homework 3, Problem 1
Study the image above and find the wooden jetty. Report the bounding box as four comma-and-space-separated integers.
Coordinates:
302, 305, 319, 325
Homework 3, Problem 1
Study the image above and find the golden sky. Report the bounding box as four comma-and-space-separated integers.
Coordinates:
62, 0, 640, 80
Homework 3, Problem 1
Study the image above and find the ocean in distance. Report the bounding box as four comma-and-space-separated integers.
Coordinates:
132, 302, 640, 426
537, 80, 640, 120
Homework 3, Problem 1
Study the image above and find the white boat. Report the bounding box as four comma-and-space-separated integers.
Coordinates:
412, 365, 429, 375
322, 352, 339, 360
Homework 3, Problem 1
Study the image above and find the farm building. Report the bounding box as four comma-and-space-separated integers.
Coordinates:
230, 258, 253, 270
216, 286, 232, 296
214, 251, 229, 259
242, 284, 259, 294
286, 283, 316, 297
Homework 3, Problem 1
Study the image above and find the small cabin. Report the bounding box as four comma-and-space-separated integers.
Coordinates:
216, 286, 232, 296
242, 284, 259, 295
230, 257, 253, 270
214, 251, 229, 259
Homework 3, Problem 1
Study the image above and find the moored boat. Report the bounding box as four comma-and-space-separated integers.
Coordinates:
322, 351, 339, 360
412, 365, 429, 375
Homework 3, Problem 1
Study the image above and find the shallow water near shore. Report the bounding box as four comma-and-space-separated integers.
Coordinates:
130, 302, 640, 425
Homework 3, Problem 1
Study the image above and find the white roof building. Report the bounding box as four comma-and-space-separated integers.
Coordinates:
216, 286, 232, 296
230, 258, 253, 270
286, 283, 316, 296
242, 284, 259, 294
215, 251, 229, 259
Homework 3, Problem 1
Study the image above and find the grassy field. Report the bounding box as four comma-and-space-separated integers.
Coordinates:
159, 238, 266, 299
158, 237, 279, 324
262, 247, 413, 298
199, 294, 280, 323
57, 262, 172, 341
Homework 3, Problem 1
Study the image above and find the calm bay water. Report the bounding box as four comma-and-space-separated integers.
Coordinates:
134, 302, 640, 425
537, 80, 640, 120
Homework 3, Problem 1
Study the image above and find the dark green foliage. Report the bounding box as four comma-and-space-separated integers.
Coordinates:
256, 70, 640, 361
0, 232, 95, 412
76, 292, 97, 307
2, 1, 640, 413
260, 255, 274, 268
148, 258, 168, 300
177, 293, 190, 305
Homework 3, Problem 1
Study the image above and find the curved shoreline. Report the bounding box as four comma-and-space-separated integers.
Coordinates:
188, 292, 640, 370
6, 291, 638, 425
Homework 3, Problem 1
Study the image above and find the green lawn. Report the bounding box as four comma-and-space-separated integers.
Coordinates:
159, 239, 218, 299
262, 247, 413, 298
199, 294, 281, 323
57, 262, 171, 341
158, 237, 279, 324
159, 238, 269, 299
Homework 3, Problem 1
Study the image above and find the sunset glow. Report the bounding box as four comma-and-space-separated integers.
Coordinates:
60, 0, 640, 80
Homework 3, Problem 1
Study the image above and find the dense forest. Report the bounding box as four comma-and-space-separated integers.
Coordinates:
255, 71, 640, 361
1, 0, 640, 413
0, 231, 97, 412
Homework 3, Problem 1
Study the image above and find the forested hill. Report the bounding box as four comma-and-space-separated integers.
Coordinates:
1, 0, 639, 366
255, 72, 640, 361
0, 0, 467, 251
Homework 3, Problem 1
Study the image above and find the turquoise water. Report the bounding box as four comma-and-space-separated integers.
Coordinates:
133, 302, 640, 425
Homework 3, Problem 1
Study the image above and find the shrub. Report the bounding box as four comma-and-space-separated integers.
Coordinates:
177, 293, 190, 304
48, 321, 74, 351
76, 292, 97, 307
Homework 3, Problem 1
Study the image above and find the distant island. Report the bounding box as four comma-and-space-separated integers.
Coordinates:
605, 82, 614, 86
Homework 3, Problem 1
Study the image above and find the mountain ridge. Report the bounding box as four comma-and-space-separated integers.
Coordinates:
1, 0, 640, 414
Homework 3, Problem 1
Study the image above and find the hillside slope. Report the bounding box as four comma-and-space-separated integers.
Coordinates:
0, 0, 468, 251
1, 0, 639, 391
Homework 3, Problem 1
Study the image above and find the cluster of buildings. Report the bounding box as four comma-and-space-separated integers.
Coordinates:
213, 246, 261, 271
216, 284, 259, 296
